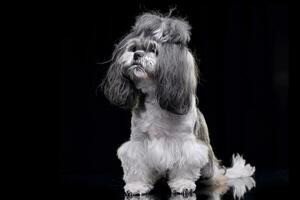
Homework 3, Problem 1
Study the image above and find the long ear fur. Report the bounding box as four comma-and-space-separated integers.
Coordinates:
101, 33, 138, 109
155, 44, 198, 115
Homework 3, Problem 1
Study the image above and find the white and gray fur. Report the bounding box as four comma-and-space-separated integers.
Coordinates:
101, 12, 255, 195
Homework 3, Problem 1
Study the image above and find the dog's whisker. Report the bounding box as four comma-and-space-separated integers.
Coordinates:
96, 58, 113, 65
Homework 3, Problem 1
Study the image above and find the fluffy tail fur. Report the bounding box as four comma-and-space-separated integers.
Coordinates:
208, 154, 255, 185
223, 154, 255, 179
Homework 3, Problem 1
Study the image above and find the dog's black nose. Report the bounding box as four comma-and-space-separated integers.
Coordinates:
133, 51, 144, 60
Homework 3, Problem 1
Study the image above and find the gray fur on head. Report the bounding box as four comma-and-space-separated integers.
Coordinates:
133, 12, 191, 45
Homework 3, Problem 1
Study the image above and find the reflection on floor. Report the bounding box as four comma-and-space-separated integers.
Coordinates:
124, 177, 255, 200
59, 169, 288, 199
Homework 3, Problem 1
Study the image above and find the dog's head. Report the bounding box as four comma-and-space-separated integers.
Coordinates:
102, 12, 198, 114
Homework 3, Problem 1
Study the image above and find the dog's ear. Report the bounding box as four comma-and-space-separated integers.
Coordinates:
101, 63, 138, 109
155, 44, 198, 115
101, 34, 138, 109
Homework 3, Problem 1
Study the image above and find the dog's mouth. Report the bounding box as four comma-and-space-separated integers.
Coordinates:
125, 62, 145, 72
122, 62, 147, 80
131, 63, 144, 71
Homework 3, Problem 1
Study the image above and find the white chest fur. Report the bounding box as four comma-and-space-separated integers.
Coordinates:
131, 98, 197, 139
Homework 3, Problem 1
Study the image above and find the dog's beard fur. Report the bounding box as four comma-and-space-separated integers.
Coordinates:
101, 12, 255, 196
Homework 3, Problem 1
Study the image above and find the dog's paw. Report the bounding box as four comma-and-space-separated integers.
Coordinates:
124, 195, 157, 200
170, 193, 196, 200
124, 182, 153, 196
168, 179, 196, 195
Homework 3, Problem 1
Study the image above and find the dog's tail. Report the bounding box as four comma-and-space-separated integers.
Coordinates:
222, 154, 255, 179
216, 154, 255, 178
205, 154, 255, 185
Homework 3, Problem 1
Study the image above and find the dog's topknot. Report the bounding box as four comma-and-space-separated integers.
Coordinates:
132, 12, 191, 45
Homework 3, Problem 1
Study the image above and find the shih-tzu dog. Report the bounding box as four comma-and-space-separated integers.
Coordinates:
101, 12, 255, 195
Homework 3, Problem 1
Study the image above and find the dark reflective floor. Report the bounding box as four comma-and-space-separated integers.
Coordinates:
59, 169, 288, 199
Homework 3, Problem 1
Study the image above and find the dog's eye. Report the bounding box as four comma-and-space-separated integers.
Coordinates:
129, 45, 137, 52
149, 46, 158, 55
152, 48, 158, 56
149, 47, 156, 53
148, 43, 158, 55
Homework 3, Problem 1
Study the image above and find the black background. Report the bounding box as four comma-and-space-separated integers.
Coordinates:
59, 1, 288, 199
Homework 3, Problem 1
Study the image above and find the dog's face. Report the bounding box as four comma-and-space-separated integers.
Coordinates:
118, 37, 159, 81
102, 13, 198, 115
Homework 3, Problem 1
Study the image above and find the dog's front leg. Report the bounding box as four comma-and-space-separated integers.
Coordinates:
168, 165, 200, 195
167, 141, 209, 194
117, 140, 158, 195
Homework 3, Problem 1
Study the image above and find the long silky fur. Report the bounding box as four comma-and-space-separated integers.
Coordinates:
155, 44, 197, 114
101, 33, 139, 109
